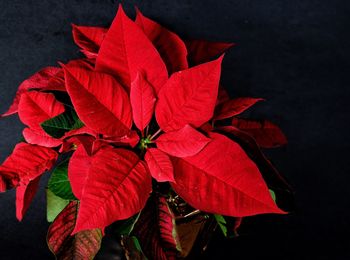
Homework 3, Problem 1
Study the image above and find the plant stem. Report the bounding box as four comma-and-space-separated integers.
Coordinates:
150, 129, 162, 140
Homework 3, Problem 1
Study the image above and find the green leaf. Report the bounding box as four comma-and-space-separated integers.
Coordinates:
46, 189, 69, 222
269, 189, 277, 202
41, 108, 84, 138
214, 214, 227, 237
114, 212, 141, 236
48, 159, 76, 200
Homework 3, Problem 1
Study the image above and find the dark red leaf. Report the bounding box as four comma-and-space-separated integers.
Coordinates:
171, 132, 285, 217
214, 97, 263, 121
185, 39, 234, 65
156, 125, 211, 158
130, 73, 156, 131
72, 24, 108, 60
47, 201, 102, 259
72, 146, 152, 233
232, 118, 287, 148
158, 196, 181, 251
1, 67, 62, 117
135, 8, 188, 73
16, 176, 41, 221
156, 56, 223, 132
18, 91, 65, 129
216, 85, 230, 106
132, 195, 178, 260
96, 5, 168, 92
144, 148, 174, 182
64, 66, 132, 137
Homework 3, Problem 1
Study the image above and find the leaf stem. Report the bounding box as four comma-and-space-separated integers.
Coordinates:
150, 129, 162, 140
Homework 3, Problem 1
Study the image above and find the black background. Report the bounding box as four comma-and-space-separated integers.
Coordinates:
0, 0, 349, 259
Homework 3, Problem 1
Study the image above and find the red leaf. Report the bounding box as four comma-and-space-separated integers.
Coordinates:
16, 176, 41, 221
130, 73, 156, 131
214, 97, 263, 121
217, 125, 293, 210
156, 125, 211, 158
185, 39, 234, 65
135, 8, 188, 73
47, 201, 102, 259
171, 132, 285, 217
96, 5, 168, 92
72, 24, 108, 60
18, 91, 65, 129
232, 118, 287, 148
144, 148, 174, 182
1, 67, 62, 117
68, 145, 92, 199
73, 147, 152, 233
64, 66, 132, 137
23, 128, 62, 148
156, 56, 223, 132
0, 143, 57, 187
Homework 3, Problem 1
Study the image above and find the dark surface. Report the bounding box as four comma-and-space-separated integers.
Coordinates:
0, 0, 349, 259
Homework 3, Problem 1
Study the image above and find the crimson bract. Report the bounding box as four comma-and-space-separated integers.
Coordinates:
0, 5, 291, 259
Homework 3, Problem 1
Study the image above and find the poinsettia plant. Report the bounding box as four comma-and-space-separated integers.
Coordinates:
0, 5, 293, 259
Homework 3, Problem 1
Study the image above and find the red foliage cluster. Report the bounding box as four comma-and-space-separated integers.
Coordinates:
0, 5, 291, 259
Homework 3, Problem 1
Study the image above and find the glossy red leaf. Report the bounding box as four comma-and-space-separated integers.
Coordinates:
144, 148, 174, 182
232, 118, 287, 148
214, 97, 263, 121
186, 39, 234, 65
156, 125, 211, 158
23, 128, 62, 148
18, 91, 65, 129
156, 56, 223, 132
0, 143, 57, 187
96, 5, 168, 92
72, 24, 108, 60
16, 176, 41, 221
73, 147, 152, 233
135, 8, 188, 73
171, 132, 285, 217
2, 67, 62, 117
64, 66, 132, 137
47, 201, 102, 259
68, 145, 92, 199
130, 73, 156, 131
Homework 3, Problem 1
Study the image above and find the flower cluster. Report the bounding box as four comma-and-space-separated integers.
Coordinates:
0, 5, 291, 259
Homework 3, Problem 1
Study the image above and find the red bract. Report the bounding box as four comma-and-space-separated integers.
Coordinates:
0, 5, 291, 259
135, 8, 188, 73
96, 5, 168, 92
156, 56, 223, 131
18, 91, 65, 129
64, 66, 132, 137
171, 133, 285, 216
1, 67, 62, 117
72, 146, 152, 233
156, 125, 211, 158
